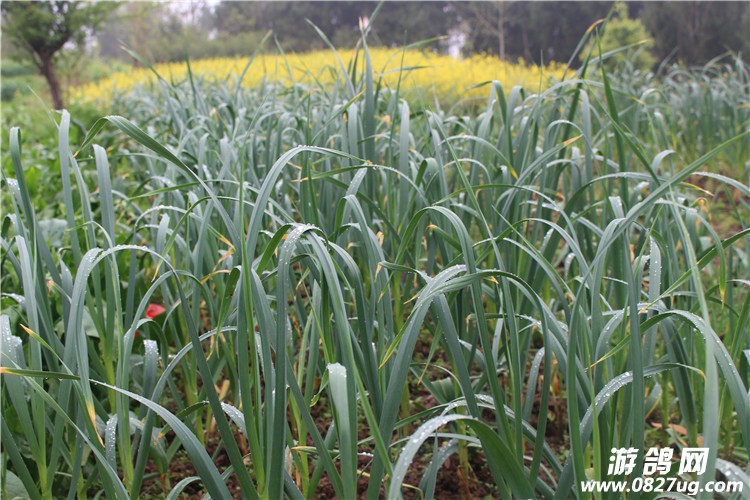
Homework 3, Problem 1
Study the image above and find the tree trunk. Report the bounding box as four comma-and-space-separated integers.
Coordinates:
521, 25, 531, 62
40, 54, 64, 110
498, 1, 505, 61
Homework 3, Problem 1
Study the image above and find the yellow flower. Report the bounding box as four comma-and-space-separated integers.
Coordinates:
73, 49, 567, 105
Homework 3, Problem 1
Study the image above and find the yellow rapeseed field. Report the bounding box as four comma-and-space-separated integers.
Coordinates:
74, 48, 567, 103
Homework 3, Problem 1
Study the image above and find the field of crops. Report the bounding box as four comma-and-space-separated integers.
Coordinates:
2, 39, 750, 499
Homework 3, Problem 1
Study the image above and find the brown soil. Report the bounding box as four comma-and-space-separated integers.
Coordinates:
140, 428, 245, 498
139, 335, 568, 499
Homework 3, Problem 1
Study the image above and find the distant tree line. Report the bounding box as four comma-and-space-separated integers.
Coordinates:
3, 1, 749, 108
95, 1, 750, 66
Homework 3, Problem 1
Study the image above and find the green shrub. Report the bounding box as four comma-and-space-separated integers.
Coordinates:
1, 81, 20, 101
582, 2, 656, 71
0, 59, 36, 78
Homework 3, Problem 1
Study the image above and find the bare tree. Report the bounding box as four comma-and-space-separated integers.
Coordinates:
459, 1, 512, 60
